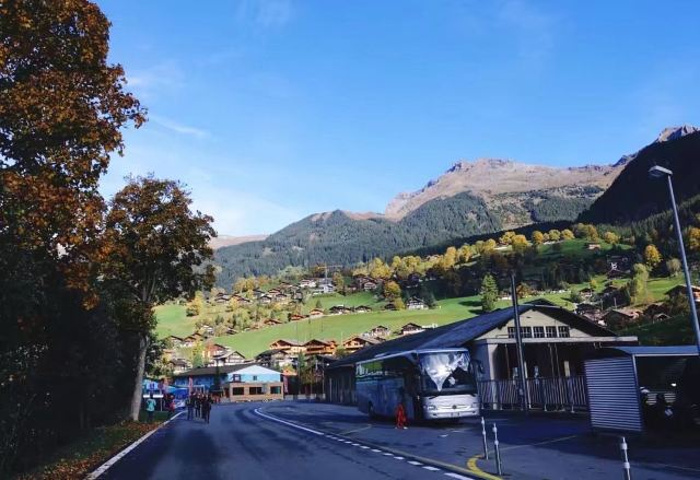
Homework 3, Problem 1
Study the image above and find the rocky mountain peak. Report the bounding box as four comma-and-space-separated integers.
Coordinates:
656, 125, 700, 143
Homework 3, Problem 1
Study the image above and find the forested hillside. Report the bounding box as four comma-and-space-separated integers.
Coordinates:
215, 190, 589, 285
580, 131, 700, 224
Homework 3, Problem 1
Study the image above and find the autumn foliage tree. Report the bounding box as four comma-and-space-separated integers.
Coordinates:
0, 0, 147, 473
102, 176, 216, 420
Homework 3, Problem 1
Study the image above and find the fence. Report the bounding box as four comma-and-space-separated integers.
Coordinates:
478, 376, 588, 412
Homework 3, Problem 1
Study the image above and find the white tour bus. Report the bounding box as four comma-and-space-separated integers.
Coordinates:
355, 348, 480, 421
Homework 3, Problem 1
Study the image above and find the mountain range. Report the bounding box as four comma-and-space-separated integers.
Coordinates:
214, 126, 700, 286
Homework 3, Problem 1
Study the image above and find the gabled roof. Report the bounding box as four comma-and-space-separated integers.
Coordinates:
328, 302, 618, 370
270, 339, 302, 346
370, 325, 389, 330
666, 285, 700, 295
304, 338, 335, 346
400, 322, 423, 329
173, 362, 260, 377
255, 348, 289, 357
166, 335, 184, 341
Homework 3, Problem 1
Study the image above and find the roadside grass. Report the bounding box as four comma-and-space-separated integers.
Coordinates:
622, 314, 695, 345
14, 419, 164, 480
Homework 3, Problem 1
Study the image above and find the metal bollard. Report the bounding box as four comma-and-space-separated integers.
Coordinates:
493, 423, 503, 476
480, 416, 489, 460
620, 436, 632, 480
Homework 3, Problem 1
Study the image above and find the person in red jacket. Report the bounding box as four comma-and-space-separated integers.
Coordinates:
395, 387, 408, 429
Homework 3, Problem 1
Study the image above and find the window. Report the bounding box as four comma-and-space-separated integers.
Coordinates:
249, 387, 263, 395
521, 327, 532, 338
232, 374, 241, 383
252, 375, 258, 381
507, 327, 516, 338
546, 326, 557, 338
533, 326, 545, 338
270, 386, 282, 395
558, 326, 570, 338
231, 387, 244, 396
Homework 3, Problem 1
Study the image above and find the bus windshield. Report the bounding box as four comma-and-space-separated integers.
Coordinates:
419, 351, 476, 395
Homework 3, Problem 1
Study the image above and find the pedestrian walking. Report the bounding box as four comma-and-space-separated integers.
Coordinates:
167, 394, 176, 420
194, 394, 201, 418
395, 387, 407, 430
145, 394, 156, 423
202, 395, 212, 424
186, 394, 194, 420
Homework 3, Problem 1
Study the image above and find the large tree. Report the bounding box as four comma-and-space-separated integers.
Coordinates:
0, 0, 144, 267
103, 176, 215, 420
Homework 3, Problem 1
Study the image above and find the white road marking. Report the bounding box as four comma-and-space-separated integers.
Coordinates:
255, 408, 460, 476
254, 409, 325, 436
383, 453, 393, 456
444, 473, 474, 480
86, 411, 184, 479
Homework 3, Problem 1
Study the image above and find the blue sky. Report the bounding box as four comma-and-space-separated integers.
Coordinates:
98, 0, 700, 236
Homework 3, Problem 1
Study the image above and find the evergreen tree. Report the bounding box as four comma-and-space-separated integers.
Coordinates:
480, 274, 498, 312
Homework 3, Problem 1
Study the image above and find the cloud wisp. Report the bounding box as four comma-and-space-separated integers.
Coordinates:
149, 115, 212, 140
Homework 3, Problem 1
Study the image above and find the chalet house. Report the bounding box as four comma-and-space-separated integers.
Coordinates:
384, 303, 397, 311
325, 300, 638, 406
329, 305, 352, 315
353, 305, 373, 314
173, 363, 284, 402
288, 314, 307, 322
253, 289, 266, 298
210, 343, 228, 355
406, 297, 427, 310
183, 333, 204, 347
653, 313, 671, 322
267, 288, 281, 296
606, 267, 627, 279
211, 350, 247, 366
269, 339, 306, 355
168, 358, 191, 374
299, 279, 317, 289
665, 285, 700, 304
341, 335, 380, 354
274, 292, 291, 304
586, 243, 601, 250
303, 339, 337, 356
256, 348, 294, 368
165, 335, 184, 349
263, 318, 282, 326
601, 309, 641, 329
200, 324, 215, 336
363, 280, 379, 291
258, 294, 273, 305
365, 325, 390, 338
312, 284, 335, 295
232, 294, 252, 305
399, 322, 424, 336
308, 309, 325, 319
575, 303, 603, 323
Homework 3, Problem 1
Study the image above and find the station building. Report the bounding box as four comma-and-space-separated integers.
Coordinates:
324, 300, 638, 407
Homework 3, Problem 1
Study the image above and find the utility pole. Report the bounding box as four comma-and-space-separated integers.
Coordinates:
511, 273, 530, 414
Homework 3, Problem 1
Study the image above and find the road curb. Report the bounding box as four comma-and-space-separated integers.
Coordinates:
255, 407, 488, 480
85, 411, 184, 479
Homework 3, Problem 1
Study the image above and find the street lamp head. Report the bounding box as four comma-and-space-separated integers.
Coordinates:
649, 165, 673, 179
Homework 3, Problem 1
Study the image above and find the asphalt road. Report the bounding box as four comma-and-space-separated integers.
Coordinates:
102, 401, 700, 480
102, 402, 472, 480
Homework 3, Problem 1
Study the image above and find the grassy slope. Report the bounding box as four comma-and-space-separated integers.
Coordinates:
216, 296, 482, 358
154, 238, 687, 357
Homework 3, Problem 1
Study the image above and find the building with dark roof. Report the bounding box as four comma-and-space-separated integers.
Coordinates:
324, 300, 638, 405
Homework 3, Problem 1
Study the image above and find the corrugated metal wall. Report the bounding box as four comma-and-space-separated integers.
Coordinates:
585, 357, 643, 432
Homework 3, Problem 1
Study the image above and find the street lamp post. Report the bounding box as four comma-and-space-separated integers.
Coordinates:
649, 165, 700, 355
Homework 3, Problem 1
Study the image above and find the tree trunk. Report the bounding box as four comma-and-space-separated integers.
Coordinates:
129, 334, 148, 421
